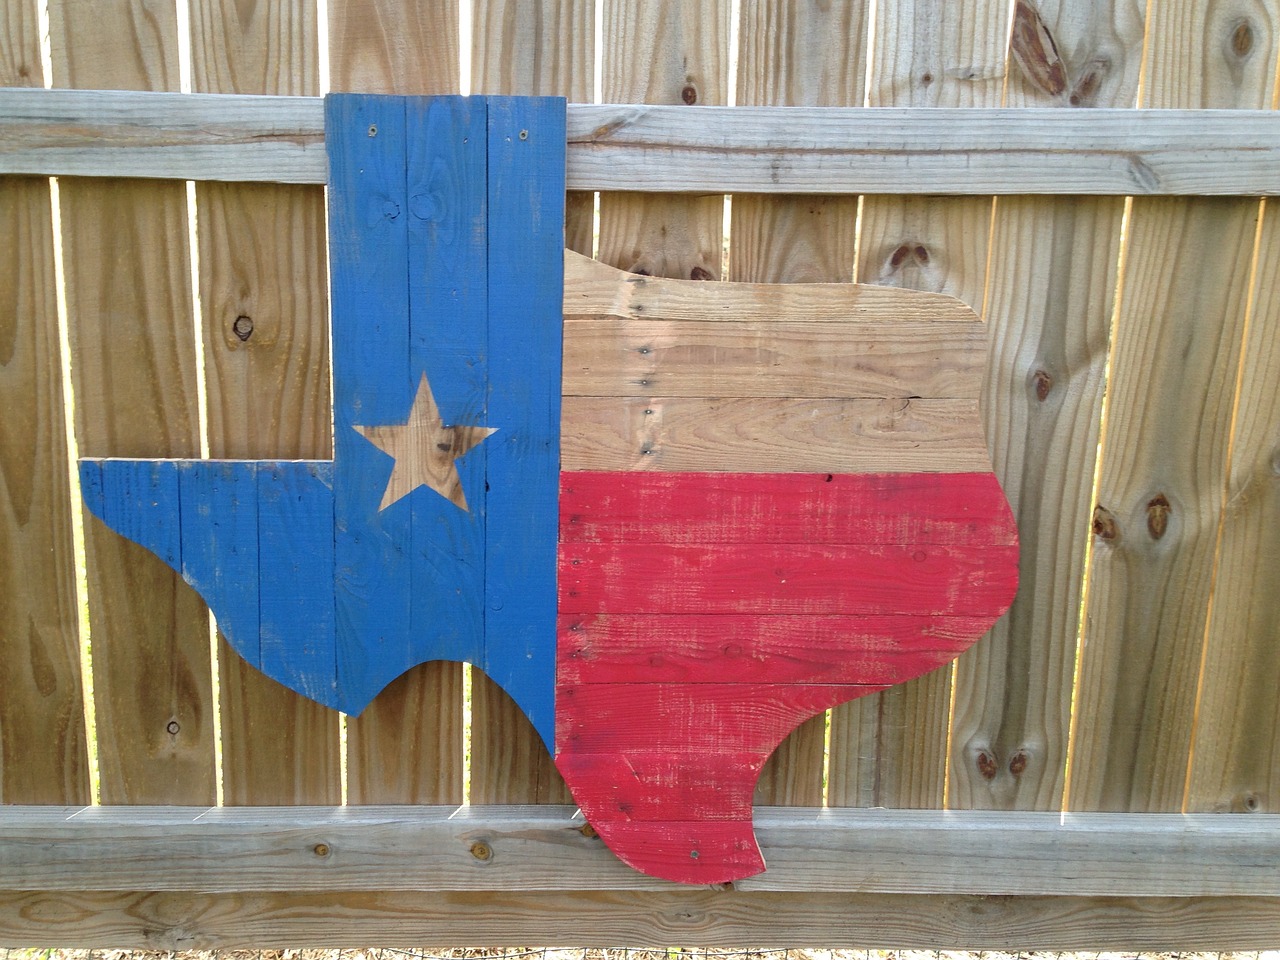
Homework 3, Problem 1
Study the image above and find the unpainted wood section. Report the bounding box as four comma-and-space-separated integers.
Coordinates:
948, 0, 1145, 812
189, 0, 339, 808
466, 0, 590, 807
831, 0, 1008, 810
0, 1, 88, 805
330, 2, 463, 806
5, 890, 1280, 950
1070, 0, 1280, 813
327, 0, 458, 95
1185, 205, 1280, 812
471, 0, 594, 254
562, 397, 989, 474
47, 0, 214, 806
597, 0, 728, 280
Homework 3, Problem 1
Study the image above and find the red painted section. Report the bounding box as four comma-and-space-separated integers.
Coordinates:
554, 470, 1019, 884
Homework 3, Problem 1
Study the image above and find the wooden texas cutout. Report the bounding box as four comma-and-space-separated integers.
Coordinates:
79, 94, 1018, 886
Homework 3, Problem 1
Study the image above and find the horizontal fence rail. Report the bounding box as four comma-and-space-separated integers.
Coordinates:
4, 806, 1280, 897
5, 89, 1280, 194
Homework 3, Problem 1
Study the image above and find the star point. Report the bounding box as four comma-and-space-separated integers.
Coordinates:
354, 373, 496, 512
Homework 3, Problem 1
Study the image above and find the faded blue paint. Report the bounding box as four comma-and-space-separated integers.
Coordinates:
79, 94, 565, 747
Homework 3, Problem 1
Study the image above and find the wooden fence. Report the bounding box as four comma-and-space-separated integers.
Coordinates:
3, 0, 1280, 949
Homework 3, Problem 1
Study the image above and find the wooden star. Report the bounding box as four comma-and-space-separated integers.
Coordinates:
354, 373, 496, 512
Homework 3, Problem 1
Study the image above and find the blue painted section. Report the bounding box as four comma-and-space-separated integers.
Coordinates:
259, 462, 338, 709
483, 98, 565, 748
177, 460, 260, 669
328, 93, 414, 708
406, 96, 490, 669
77, 95, 566, 737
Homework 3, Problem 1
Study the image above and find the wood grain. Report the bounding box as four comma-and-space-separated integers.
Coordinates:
10, 89, 1280, 194
597, 0, 728, 280
4, 890, 1280, 950
471, 0, 594, 254
1071, 0, 1280, 813
0, 0, 88, 805
1185, 199, 1280, 811
828, 0, 1009, 811
47, 0, 215, 806
329, 5, 463, 807
328, 0, 458, 95
948, 0, 1145, 813
467, 4, 591, 806
4, 806, 1280, 896
189, 0, 339, 809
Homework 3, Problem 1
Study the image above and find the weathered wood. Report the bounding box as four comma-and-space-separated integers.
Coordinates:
48, 0, 215, 806
329, 20, 464, 807
467, 0, 593, 806
1071, 0, 1279, 812
327, 0, 457, 95
190, 0, 340, 808
947, 0, 1143, 813
4, 806, 1280, 896
1185, 193, 1280, 811
9, 89, 1280, 194
596, 0, 728, 279
5, 890, 1280, 950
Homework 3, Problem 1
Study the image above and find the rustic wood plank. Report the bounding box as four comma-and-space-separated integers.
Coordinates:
562, 396, 990, 473
10, 89, 1280, 194
0, 3, 88, 805
189, 0, 339, 809
1185, 198, 1280, 811
4, 806, 1280, 896
4, 890, 1280, 950
49, 0, 214, 806
596, 0, 729, 279
330, 22, 464, 808
328, 0, 457, 95
1070, 0, 1280, 813
471, 0, 594, 255
947, 0, 1143, 813
467, 1, 592, 804
829, 0, 1008, 812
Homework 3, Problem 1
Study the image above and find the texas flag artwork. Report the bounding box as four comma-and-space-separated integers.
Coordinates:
80, 95, 1019, 885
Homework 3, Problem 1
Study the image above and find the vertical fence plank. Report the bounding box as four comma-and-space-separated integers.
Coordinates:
329, 0, 464, 805
468, 0, 593, 805
731, 0, 871, 807
1186, 199, 1280, 813
0, 0, 89, 805
1070, 0, 1280, 812
946, 0, 1143, 811
472, 0, 594, 255
328, 0, 458, 95
46, 0, 215, 805
189, 0, 339, 805
827, 0, 1007, 809
597, 0, 729, 280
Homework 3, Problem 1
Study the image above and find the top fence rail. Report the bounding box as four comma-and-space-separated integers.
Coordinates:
4, 88, 1280, 195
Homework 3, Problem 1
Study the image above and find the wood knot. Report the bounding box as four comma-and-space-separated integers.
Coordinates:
1231, 19, 1255, 58
165, 720, 180, 735
1008, 751, 1029, 776
470, 840, 493, 861
232, 315, 253, 342
1032, 369, 1053, 401
579, 822, 598, 839
976, 750, 998, 780
1092, 505, 1118, 541
1146, 494, 1171, 540
681, 84, 698, 105
312, 843, 330, 857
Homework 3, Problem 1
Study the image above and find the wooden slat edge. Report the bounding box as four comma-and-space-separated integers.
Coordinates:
6, 89, 1280, 194
4, 806, 1280, 896
4, 890, 1280, 950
